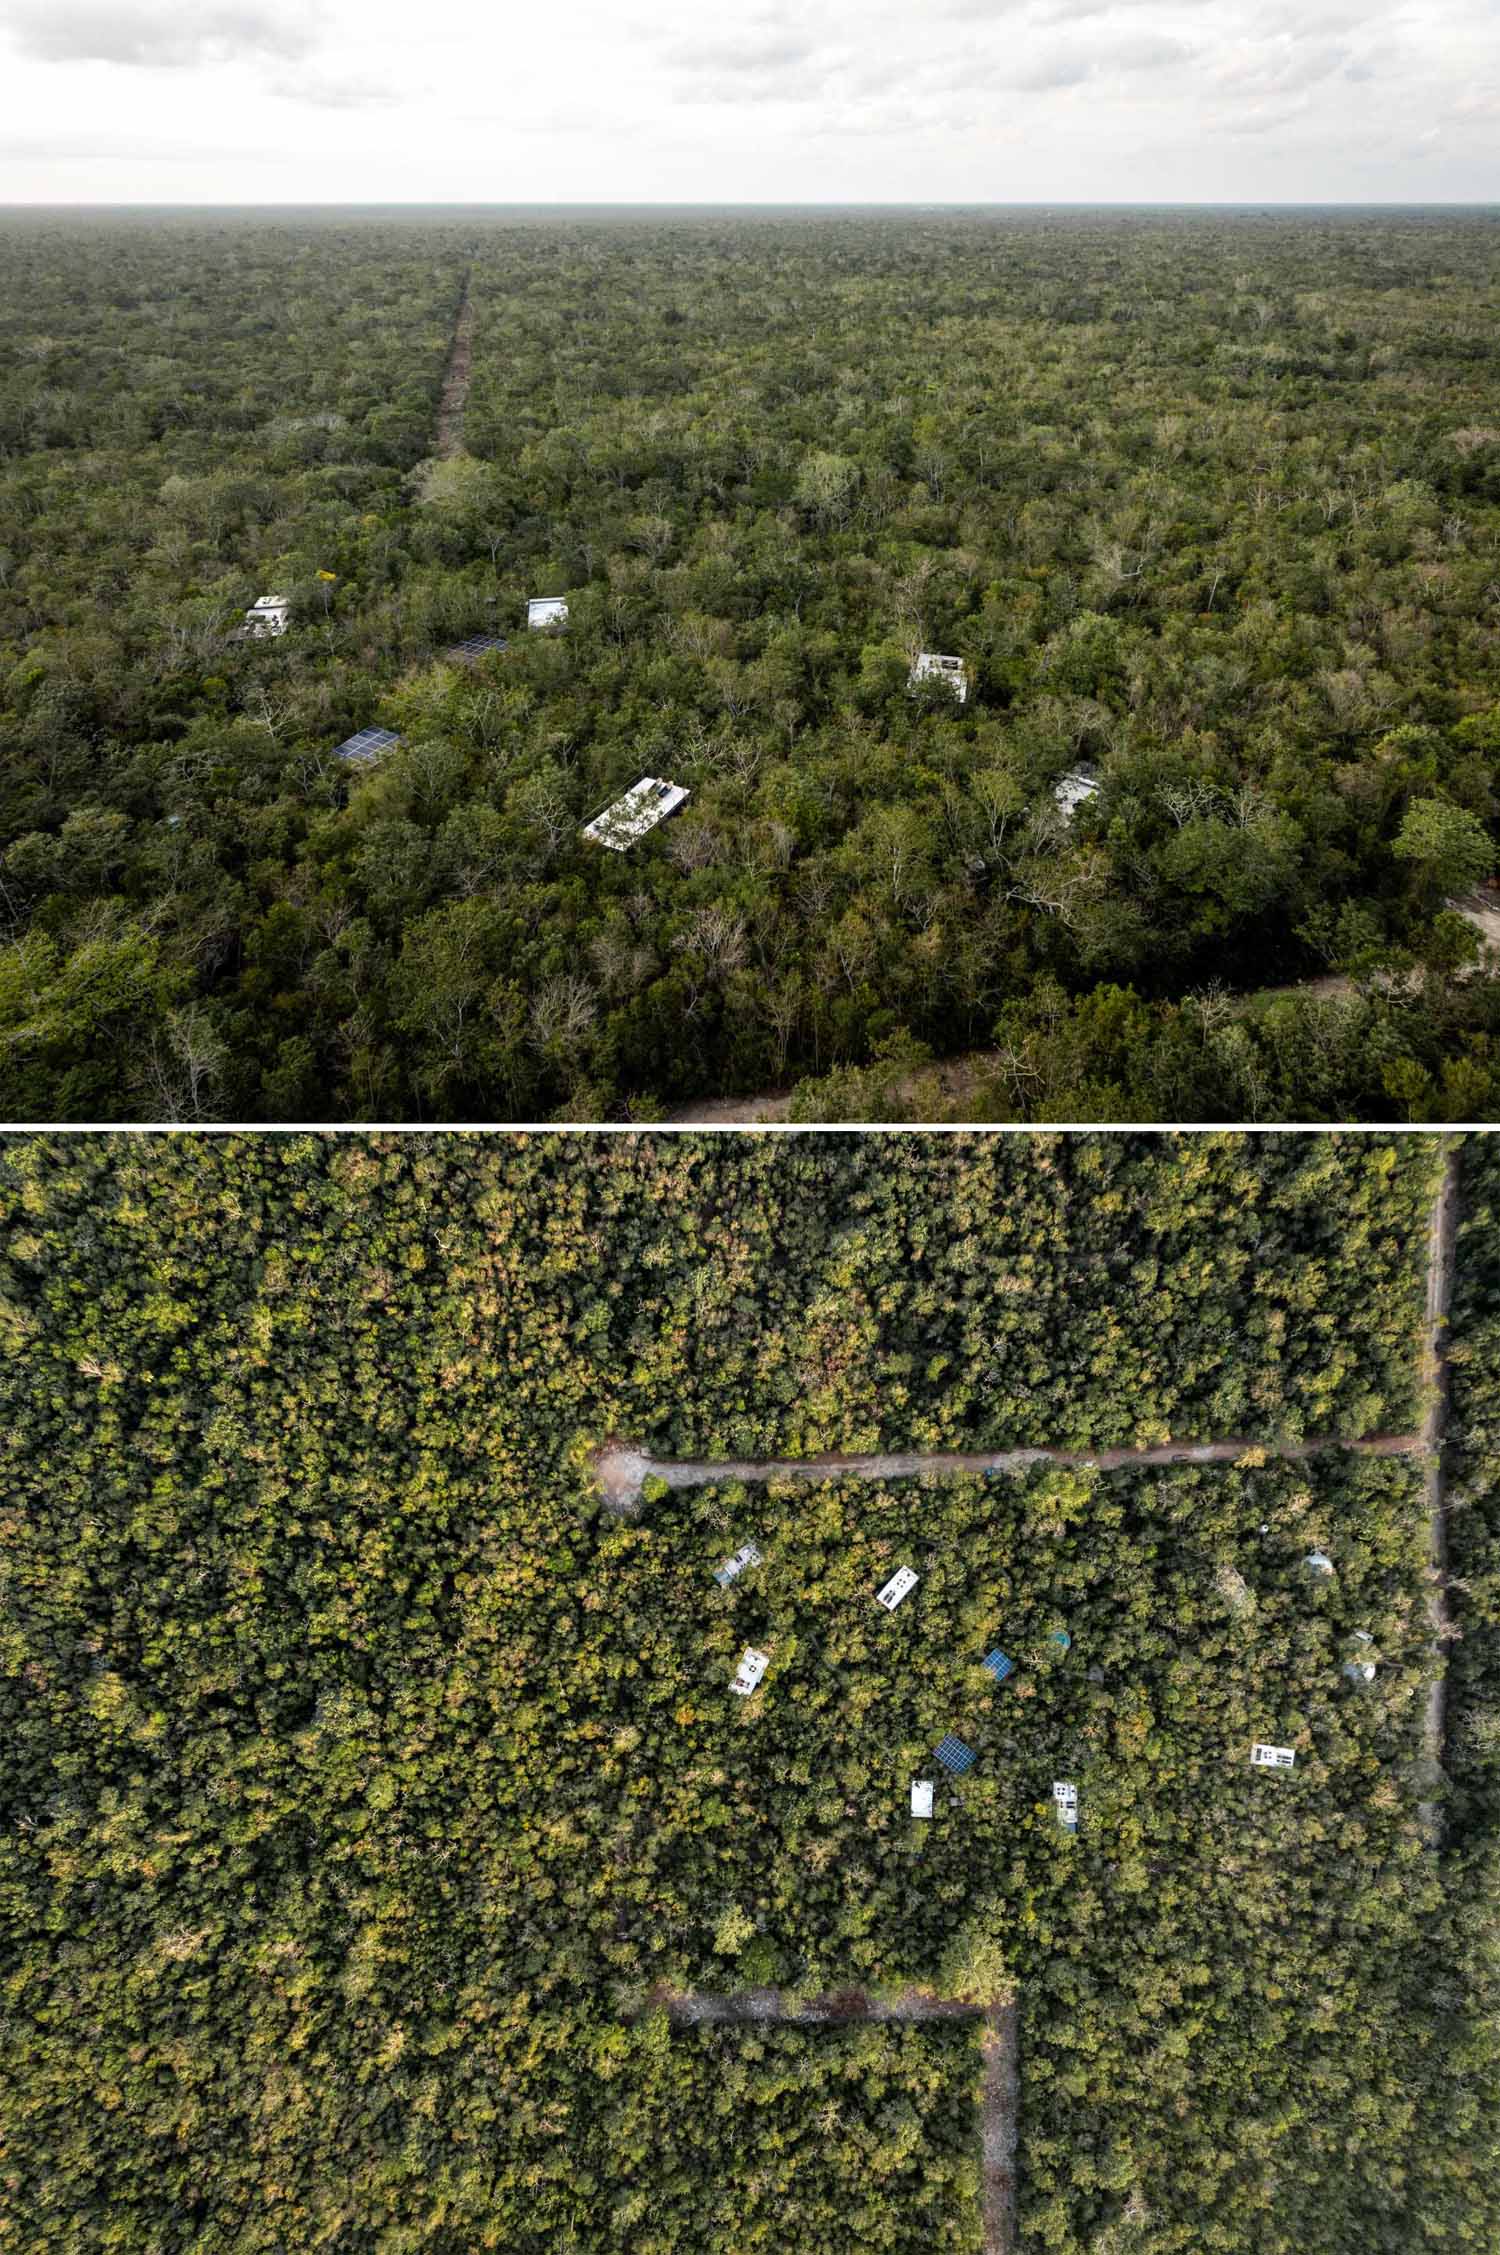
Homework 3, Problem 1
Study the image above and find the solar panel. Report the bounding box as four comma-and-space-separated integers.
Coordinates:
934, 1734, 975, 1776
334, 727, 401, 766
982, 1650, 1015, 1685
446, 634, 508, 662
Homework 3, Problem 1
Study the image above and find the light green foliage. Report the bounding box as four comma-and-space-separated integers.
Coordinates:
1392, 797, 1496, 897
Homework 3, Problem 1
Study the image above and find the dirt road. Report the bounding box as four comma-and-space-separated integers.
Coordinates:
435, 271, 474, 458
593, 1430, 1422, 1516
1419, 1145, 1461, 1839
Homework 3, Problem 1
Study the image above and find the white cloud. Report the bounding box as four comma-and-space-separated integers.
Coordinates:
268, 71, 408, 110
3, 0, 324, 66
0, 0, 1494, 199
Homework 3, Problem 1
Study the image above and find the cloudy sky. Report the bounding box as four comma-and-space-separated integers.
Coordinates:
1, 0, 1497, 203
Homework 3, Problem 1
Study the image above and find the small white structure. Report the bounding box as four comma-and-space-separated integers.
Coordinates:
1304, 1551, 1335, 1577
731, 1647, 769, 1697
908, 651, 968, 704
876, 1566, 920, 1612
1052, 1781, 1079, 1833
241, 594, 290, 640
1250, 1742, 1296, 1770
582, 777, 690, 851
911, 1780, 934, 1820
713, 1541, 762, 1590
527, 597, 568, 631
1054, 769, 1099, 819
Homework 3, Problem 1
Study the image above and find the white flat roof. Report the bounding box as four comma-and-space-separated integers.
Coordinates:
911, 1779, 934, 1819
876, 1566, 919, 1612
1054, 769, 1099, 815
1250, 1742, 1296, 1769
909, 652, 969, 701
713, 1541, 762, 1588
731, 1647, 769, 1696
582, 777, 690, 850
528, 597, 568, 627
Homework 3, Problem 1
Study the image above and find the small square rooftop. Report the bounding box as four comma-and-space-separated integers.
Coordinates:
909, 651, 969, 704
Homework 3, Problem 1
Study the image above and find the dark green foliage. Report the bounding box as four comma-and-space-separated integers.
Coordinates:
581, 2020, 985, 2255
1, 210, 1499, 1119
0, 1129, 1489, 2251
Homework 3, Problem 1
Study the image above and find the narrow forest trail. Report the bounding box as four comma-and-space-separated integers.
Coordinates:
980, 2001, 1020, 2255
641, 1986, 1018, 2255
593, 1430, 1423, 1516
435, 269, 474, 458
1419, 1144, 1461, 1840
660, 1090, 795, 1126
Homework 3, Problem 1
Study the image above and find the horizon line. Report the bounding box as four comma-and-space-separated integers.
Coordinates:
3, 198, 1500, 212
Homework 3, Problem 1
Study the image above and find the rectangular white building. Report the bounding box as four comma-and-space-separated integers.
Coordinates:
1052, 1781, 1079, 1832
241, 594, 290, 640
731, 1647, 770, 1697
875, 1566, 919, 1612
1250, 1742, 1296, 1770
908, 651, 968, 704
582, 777, 690, 851
911, 1780, 934, 1820
527, 597, 569, 631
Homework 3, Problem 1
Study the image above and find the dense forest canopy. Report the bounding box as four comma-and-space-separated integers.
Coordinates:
1, 209, 1498, 1121
3, 1130, 1495, 2251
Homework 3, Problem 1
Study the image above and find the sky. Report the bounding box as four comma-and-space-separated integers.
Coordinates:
0, 0, 1498, 205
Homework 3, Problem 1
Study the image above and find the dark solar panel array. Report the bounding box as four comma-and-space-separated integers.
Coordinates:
982, 1650, 1015, 1685
446, 634, 509, 662
334, 727, 401, 766
934, 1734, 976, 1776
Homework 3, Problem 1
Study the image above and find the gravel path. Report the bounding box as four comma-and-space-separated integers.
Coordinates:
1419, 1144, 1461, 1839
594, 1431, 1422, 1515
435, 271, 474, 458
980, 2000, 1020, 2255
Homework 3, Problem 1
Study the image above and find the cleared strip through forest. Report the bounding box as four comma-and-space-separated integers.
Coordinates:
641, 1986, 1017, 2255
594, 1430, 1424, 1516
1420, 1145, 1461, 1839
435, 268, 474, 458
